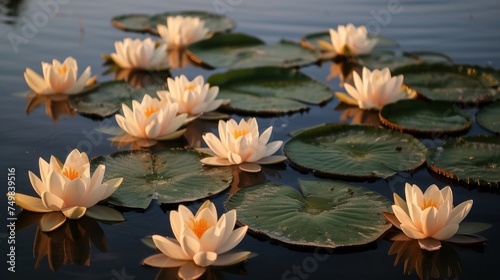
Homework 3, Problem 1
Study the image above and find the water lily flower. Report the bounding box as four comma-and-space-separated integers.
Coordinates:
157, 16, 209, 49
109, 37, 169, 70
384, 183, 473, 251
328, 24, 377, 56
198, 118, 287, 172
157, 75, 223, 116
115, 94, 188, 140
143, 200, 251, 279
14, 149, 124, 232
24, 56, 94, 95
336, 67, 414, 110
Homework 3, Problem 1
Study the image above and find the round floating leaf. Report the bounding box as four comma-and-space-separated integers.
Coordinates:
91, 149, 233, 209
476, 101, 500, 133
379, 99, 472, 134
187, 33, 320, 69
300, 31, 399, 52
111, 14, 151, 32
68, 81, 164, 118
284, 124, 427, 179
207, 67, 333, 115
393, 64, 500, 103
226, 179, 392, 248
357, 51, 452, 71
426, 135, 500, 187
146, 10, 236, 35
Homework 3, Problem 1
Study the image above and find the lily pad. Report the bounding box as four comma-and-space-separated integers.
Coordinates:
91, 149, 233, 209
187, 33, 320, 69
111, 11, 235, 35
426, 135, 500, 187
379, 99, 472, 134
146, 10, 236, 35
226, 179, 392, 248
207, 67, 333, 115
284, 124, 427, 179
68, 81, 164, 118
357, 50, 452, 71
300, 31, 399, 52
476, 101, 500, 133
393, 64, 500, 103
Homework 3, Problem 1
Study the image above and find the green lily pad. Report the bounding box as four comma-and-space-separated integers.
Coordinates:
226, 179, 392, 248
91, 149, 233, 209
379, 99, 472, 134
476, 101, 500, 133
146, 10, 236, 35
426, 135, 500, 187
393, 64, 500, 103
357, 50, 452, 71
284, 124, 427, 179
187, 33, 320, 69
300, 31, 399, 52
207, 67, 333, 115
111, 14, 151, 32
111, 11, 235, 35
68, 81, 164, 118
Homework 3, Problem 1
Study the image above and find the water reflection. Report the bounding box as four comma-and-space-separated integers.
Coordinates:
103, 67, 170, 89
0, 0, 26, 25
335, 103, 380, 125
154, 263, 248, 280
17, 212, 107, 271
25, 92, 76, 123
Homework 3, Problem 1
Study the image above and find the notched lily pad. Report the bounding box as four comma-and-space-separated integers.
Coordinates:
476, 101, 500, 133
111, 14, 151, 32
357, 51, 452, 71
393, 64, 499, 103
207, 67, 333, 115
91, 149, 233, 209
226, 179, 392, 248
426, 135, 500, 187
380, 99, 472, 135
68, 81, 165, 118
187, 33, 320, 69
284, 124, 427, 179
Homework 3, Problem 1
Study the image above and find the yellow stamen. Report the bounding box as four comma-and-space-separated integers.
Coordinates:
184, 83, 196, 91
232, 129, 249, 139
144, 106, 159, 118
421, 198, 438, 210
189, 217, 209, 239
62, 167, 80, 180
57, 65, 68, 75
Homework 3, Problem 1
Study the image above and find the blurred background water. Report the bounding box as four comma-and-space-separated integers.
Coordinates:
0, 0, 499, 279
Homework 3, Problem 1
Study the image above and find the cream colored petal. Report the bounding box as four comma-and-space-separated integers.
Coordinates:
156, 128, 187, 140
63, 178, 86, 206
61, 206, 86, 219
417, 238, 442, 251
40, 212, 67, 232
392, 205, 414, 229
90, 164, 105, 191
238, 163, 261, 173
178, 262, 207, 280
180, 234, 201, 258
432, 223, 459, 240
47, 172, 65, 197
420, 206, 439, 237
170, 210, 182, 241
200, 157, 232, 166
79, 183, 107, 208
29, 171, 47, 197
14, 193, 52, 213
227, 152, 242, 165
216, 226, 248, 255
203, 133, 227, 158
178, 204, 195, 223
41, 191, 65, 211
153, 235, 191, 260
66, 65, 90, 94
262, 141, 283, 158
335, 92, 359, 106
100, 177, 123, 199
193, 251, 217, 267
448, 200, 473, 225
24, 68, 49, 94
393, 193, 409, 215
143, 253, 189, 268
212, 251, 251, 266
400, 223, 427, 240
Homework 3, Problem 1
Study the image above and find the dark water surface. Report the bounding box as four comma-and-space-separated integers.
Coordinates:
1, 0, 499, 279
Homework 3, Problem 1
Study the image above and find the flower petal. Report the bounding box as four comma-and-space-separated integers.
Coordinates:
432, 223, 459, 240
200, 157, 232, 166
40, 212, 67, 232
41, 191, 65, 211
14, 193, 52, 213
193, 251, 217, 267
417, 238, 442, 251
238, 163, 261, 173
212, 251, 251, 266
61, 206, 86, 219
216, 226, 248, 255
152, 235, 191, 260
143, 253, 189, 268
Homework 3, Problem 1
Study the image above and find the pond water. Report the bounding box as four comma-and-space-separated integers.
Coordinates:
1, 0, 499, 279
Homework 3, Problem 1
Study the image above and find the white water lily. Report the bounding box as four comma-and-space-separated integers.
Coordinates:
157, 75, 223, 116
115, 94, 188, 140
328, 24, 377, 56
110, 37, 169, 70
24, 56, 93, 95
336, 67, 413, 110
14, 149, 123, 231
157, 16, 209, 49
143, 200, 251, 279
198, 118, 286, 172
387, 183, 473, 251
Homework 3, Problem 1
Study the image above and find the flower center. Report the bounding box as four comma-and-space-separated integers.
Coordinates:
57, 65, 68, 75
144, 106, 159, 118
184, 83, 197, 91
62, 167, 80, 180
421, 198, 438, 210
189, 217, 209, 239
232, 129, 249, 139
